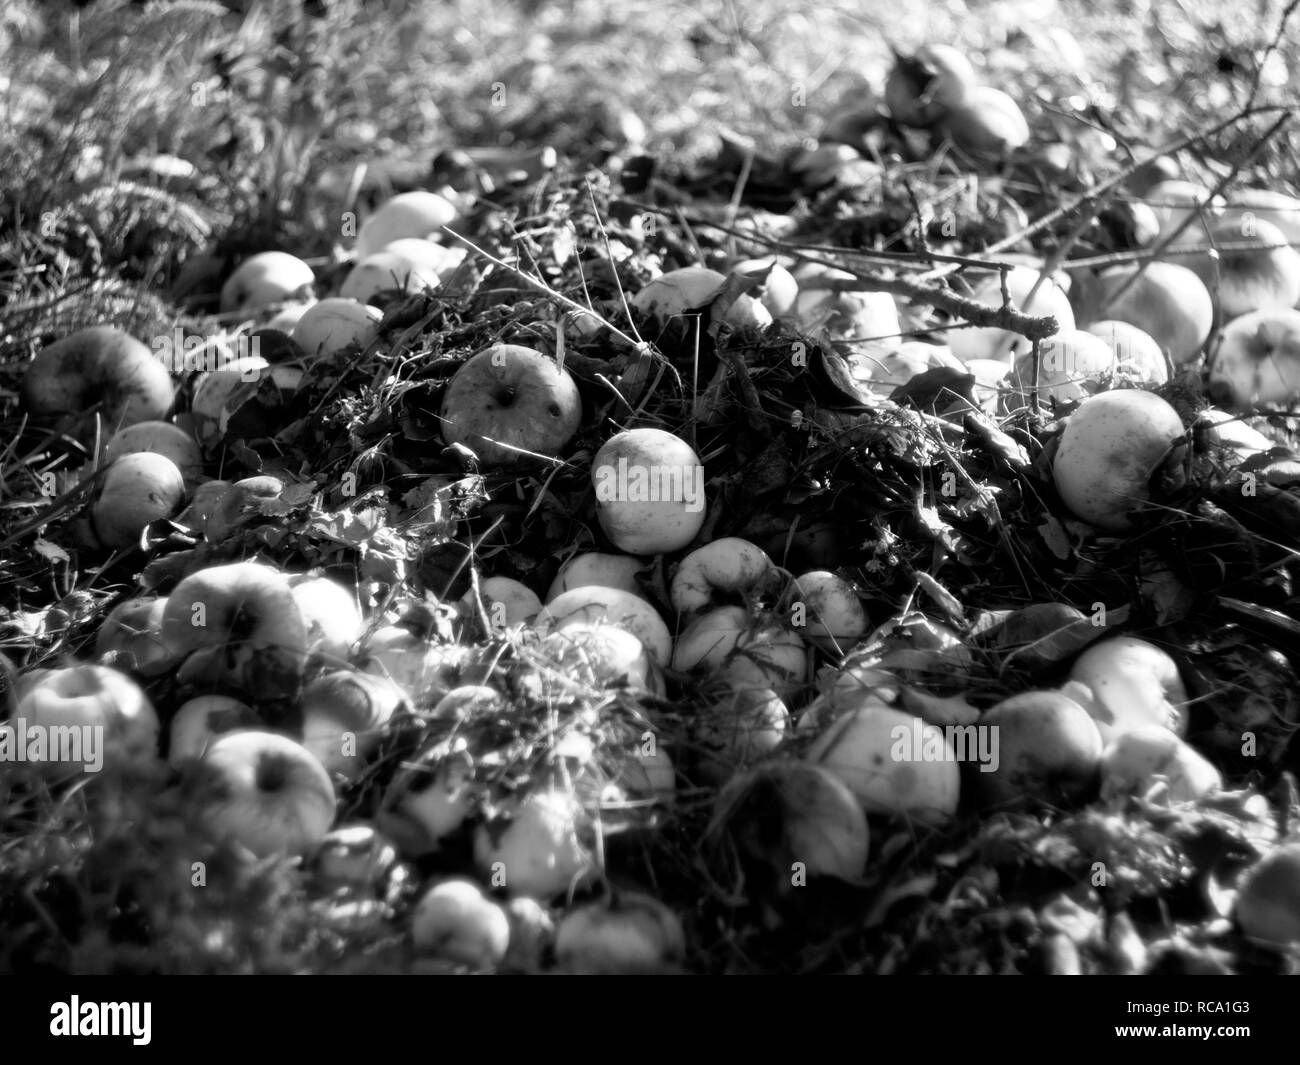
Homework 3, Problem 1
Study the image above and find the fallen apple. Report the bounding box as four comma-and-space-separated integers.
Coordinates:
948, 266, 1075, 363
1098, 725, 1221, 803
190, 356, 303, 450
1051, 389, 1187, 532
339, 250, 440, 304
355, 190, 459, 258
95, 596, 171, 673
631, 267, 772, 332
203, 474, 285, 544
535, 585, 672, 663
670, 537, 775, 616
219, 251, 315, 315
287, 573, 363, 662
380, 237, 468, 278
545, 552, 645, 602
975, 690, 1103, 809
1234, 843, 1300, 948
1205, 307, 1300, 411
90, 451, 186, 549
378, 745, 476, 856
695, 684, 789, 783
537, 624, 662, 695
730, 257, 799, 317
473, 783, 596, 900
9, 663, 160, 775
1002, 328, 1117, 413
1084, 320, 1168, 384
439, 344, 583, 468
313, 822, 400, 893
193, 729, 336, 857
290, 297, 382, 359
1180, 217, 1300, 319
168, 694, 259, 766
1066, 635, 1189, 740
501, 896, 555, 973
1142, 179, 1224, 248
1083, 262, 1213, 365
299, 670, 403, 778
782, 570, 868, 654
22, 325, 174, 438
793, 264, 900, 340
554, 892, 685, 974
940, 86, 1030, 159
462, 575, 543, 630
161, 560, 308, 699
591, 428, 707, 555
410, 878, 510, 967
103, 421, 203, 491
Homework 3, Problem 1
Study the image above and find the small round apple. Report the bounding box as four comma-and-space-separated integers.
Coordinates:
538, 624, 662, 695
219, 251, 315, 316
287, 573, 363, 662
298, 670, 403, 778
546, 552, 645, 602
536, 585, 672, 663
1235, 843, 1300, 948
161, 560, 308, 698
12, 663, 160, 775
194, 729, 336, 858
670, 537, 775, 616
203, 475, 285, 544
291, 297, 382, 359
355, 190, 459, 258
91, 452, 186, 549
313, 822, 400, 893
379, 746, 476, 856
1206, 307, 1300, 411
1183, 217, 1300, 319
473, 784, 596, 900
1066, 635, 1189, 740
632, 267, 771, 331
22, 325, 174, 437
168, 694, 259, 766
554, 892, 686, 974
782, 570, 867, 654
940, 86, 1030, 159
440, 344, 582, 468
1085, 320, 1168, 384
380, 238, 468, 278
462, 575, 542, 629
410, 878, 511, 967
591, 428, 707, 555
339, 250, 440, 304
730, 258, 799, 317
975, 690, 1103, 809
1052, 389, 1186, 533
103, 421, 203, 490
1089, 261, 1213, 365
1098, 726, 1221, 803
96, 596, 172, 672
948, 266, 1075, 363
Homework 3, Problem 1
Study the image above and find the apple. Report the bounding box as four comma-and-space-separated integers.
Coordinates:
174, 479, 230, 531
1142, 179, 1224, 248
695, 684, 789, 783
161, 560, 308, 698
103, 421, 203, 490
473, 783, 597, 900
168, 694, 259, 766
410, 879, 510, 967
1002, 328, 1117, 413
940, 86, 1030, 159
193, 729, 336, 857
502, 896, 555, 973
884, 44, 977, 127
22, 326, 174, 438
1196, 407, 1274, 460
554, 892, 685, 974
1085, 320, 1168, 384
8, 664, 160, 775
730, 258, 799, 317
1205, 307, 1300, 411
313, 823, 400, 893
190, 355, 303, 450
1222, 187, 1300, 247
535, 585, 671, 663
380, 237, 468, 278
670, 605, 749, 674
288, 574, 363, 662
359, 627, 487, 707
538, 624, 662, 695
219, 251, 314, 316
805, 699, 961, 824
462, 575, 542, 630
1052, 389, 1187, 532
716, 620, 808, 700
203, 474, 285, 544
1065, 635, 1189, 741
782, 570, 867, 654
291, 297, 382, 359
1098, 725, 1220, 802
948, 266, 1075, 363
669, 537, 775, 616
1180, 217, 1300, 319
90, 452, 186, 549
1235, 843, 1300, 948
96, 596, 173, 677
545, 552, 645, 602
975, 690, 1103, 809
263, 298, 317, 332
793, 264, 900, 340
339, 250, 440, 304
591, 428, 707, 555
379, 745, 476, 856
1083, 262, 1213, 365
355, 190, 459, 258
298, 670, 403, 778
632, 267, 772, 332
439, 344, 582, 468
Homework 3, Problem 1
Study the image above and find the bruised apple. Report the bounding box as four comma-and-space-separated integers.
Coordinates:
103, 421, 203, 490
591, 428, 706, 555
439, 345, 582, 468
90, 452, 186, 549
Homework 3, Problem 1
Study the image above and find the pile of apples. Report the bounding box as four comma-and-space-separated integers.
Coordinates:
11, 88, 1300, 967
